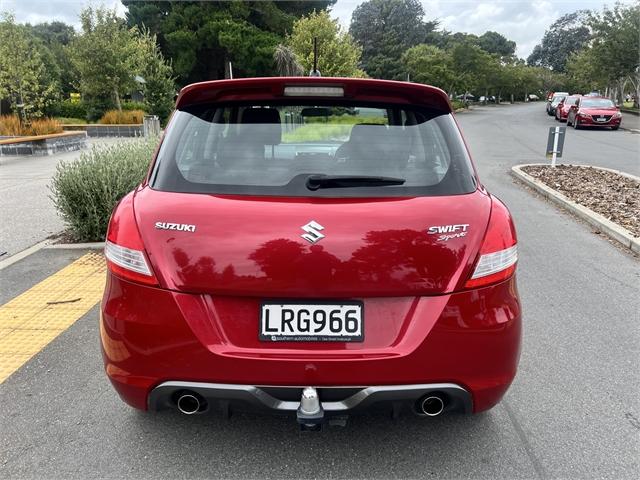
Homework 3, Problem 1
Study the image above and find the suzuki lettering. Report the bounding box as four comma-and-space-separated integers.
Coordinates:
155, 222, 196, 232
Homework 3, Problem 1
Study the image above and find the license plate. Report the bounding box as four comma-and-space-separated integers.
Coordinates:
597, 117, 607, 122
260, 302, 364, 342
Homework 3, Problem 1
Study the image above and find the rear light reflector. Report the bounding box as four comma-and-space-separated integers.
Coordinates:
470, 245, 517, 279
105, 240, 152, 276
284, 86, 344, 97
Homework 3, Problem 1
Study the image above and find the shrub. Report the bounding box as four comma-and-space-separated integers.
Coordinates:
451, 99, 466, 110
0, 115, 21, 135
0, 115, 62, 136
29, 118, 63, 135
55, 117, 87, 125
48, 99, 88, 120
121, 101, 147, 111
50, 137, 158, 241
99, 109, 146, 124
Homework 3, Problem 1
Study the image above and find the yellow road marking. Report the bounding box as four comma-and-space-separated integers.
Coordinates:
0, 252, 105, 383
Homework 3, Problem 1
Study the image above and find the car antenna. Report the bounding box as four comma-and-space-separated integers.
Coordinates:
309, 37, 321, 77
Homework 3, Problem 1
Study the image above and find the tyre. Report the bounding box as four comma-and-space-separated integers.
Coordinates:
612, 125, 619, 131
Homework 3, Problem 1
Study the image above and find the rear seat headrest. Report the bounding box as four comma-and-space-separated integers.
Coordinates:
348, 123, 387, 143
241, 108, 281, 145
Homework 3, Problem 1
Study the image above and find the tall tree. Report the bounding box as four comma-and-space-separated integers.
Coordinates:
350, 0, 437, 79
587, 2, 640, 105
401, 44, 455, 91
138, 29, 176, 122
68, 7, 141, 116
0, 13, 58, 118
287, 10, 365, 78
123, 1, 335, 85
478, 31, 516, 58
27, 21, 76, 96
527, 11, 591, 72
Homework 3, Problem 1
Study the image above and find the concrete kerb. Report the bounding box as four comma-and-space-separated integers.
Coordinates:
0, 241, 104, 271
511, 164, 640, 255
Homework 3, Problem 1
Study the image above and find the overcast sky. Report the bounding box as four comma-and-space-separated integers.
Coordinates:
0, 0, 632, 59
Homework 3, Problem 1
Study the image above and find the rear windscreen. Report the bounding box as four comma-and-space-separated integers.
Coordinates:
150, 102, 477, 197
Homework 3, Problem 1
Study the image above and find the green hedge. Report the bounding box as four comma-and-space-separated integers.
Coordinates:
48, 99, 88, 120
50, 138, 158, 242
121, 101, 147, 111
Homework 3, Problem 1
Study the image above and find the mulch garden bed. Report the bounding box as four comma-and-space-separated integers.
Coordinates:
521, 165, 639, 237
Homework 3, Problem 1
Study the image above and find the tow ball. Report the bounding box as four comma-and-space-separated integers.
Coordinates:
296, 387, 324, 431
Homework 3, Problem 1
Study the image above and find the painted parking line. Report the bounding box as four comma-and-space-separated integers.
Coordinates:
0, 252, 105, 383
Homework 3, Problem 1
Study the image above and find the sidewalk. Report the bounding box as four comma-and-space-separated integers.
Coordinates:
0, 138, 134, 259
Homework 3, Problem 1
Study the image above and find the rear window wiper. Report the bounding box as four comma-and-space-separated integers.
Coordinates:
306, 174, 406, 190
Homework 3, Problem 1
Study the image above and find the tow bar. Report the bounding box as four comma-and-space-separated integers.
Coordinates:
296, 387, 324, 431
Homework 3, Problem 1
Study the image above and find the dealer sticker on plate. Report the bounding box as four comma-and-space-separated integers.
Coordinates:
260, 301, 364, 342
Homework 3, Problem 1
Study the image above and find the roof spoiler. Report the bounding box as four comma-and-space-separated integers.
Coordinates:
175, 77, 452, 113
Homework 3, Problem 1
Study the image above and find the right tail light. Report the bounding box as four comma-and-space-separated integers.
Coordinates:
464, 197, 518, 289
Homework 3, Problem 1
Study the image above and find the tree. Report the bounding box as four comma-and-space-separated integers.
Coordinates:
124, 1, 335, 84
587, 3, 640, 105
27, 21, 76, 97
138, 29, 175, 122
68, 7, 141, 117
527, 11, 591, 72
478, 31, 516, 59
273, 44, 304, 76
287, 10, 365, 78
0, 13, 58, 118
401, 44, 455, 91
350, 0, 437, 79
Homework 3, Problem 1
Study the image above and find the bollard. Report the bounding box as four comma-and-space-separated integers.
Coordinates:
143, 115, 160, 137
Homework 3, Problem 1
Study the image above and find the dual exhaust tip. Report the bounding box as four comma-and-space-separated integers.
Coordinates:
176, 392, 204, 415
418, 395, 445, 417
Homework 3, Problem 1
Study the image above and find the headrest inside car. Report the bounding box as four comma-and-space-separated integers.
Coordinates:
241, 108, 281, 145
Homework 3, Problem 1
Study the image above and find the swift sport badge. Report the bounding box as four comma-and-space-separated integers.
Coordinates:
427, 223, 469, 242
155, 222, 196, 232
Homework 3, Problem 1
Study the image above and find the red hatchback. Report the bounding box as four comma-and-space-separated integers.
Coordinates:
100, 77, 521, 427
555, 95, 580, 122
567, 97, 622, 130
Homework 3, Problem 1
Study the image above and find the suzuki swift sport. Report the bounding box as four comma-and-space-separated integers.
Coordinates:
100, 77, 521, 427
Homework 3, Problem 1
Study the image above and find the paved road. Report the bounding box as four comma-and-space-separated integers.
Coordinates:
0, 103, 638, 479
0, 138, 133, 258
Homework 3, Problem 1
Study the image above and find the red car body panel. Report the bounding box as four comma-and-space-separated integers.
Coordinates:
101, 273, 521, 413
100, 77, 522, 418
133, 187, 491, 297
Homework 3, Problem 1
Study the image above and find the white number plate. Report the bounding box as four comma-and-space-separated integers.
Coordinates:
260, 302, 364, 342
596, 117, 607, 122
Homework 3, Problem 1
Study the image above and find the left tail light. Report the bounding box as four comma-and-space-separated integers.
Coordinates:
104, 192, 158, 286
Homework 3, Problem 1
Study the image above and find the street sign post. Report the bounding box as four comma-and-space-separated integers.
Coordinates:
546, 126, 566, 167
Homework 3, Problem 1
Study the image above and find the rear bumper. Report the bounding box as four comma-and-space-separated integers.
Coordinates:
100, 274, 521, 414
148, 381, 472, 416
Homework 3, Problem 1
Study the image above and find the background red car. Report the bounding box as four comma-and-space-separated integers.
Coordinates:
555, 95, 580, 122
101, 77, 521, 428
567, 97, 622, 130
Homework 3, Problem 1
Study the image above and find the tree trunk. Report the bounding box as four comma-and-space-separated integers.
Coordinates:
114, 88, 122, 111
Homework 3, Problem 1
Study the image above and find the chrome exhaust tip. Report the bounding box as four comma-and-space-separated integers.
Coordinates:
419, 395, 445, 417
177, 393, 201, 415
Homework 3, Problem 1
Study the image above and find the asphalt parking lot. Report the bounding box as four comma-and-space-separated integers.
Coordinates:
0, 103, 638, 479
